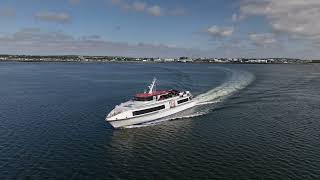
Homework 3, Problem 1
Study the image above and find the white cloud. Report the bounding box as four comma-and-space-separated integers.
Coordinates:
34, 12, 71, 24
231, 13, 246, 22
132, 2, 146, 12
0, 8, 15, 17
206, 26, 234, 37
0, 28, 202, 57
240, 0, 320, 43
249, 33, 277, 46
109, 0, 185, 17
147, 5, 162, 16
81, 35, 101, 40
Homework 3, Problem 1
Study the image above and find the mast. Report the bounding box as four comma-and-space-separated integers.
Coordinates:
148, 77, 157, 94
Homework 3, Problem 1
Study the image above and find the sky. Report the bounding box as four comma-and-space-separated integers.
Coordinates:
0, 0, 319, 58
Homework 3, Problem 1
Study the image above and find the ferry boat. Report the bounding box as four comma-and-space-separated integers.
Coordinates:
106, 78, 196, 128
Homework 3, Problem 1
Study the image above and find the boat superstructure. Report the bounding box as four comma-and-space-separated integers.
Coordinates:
106, 78, 195, 128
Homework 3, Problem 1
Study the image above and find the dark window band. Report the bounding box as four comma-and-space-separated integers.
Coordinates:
133, 105, 165, 116
177, 98, 189, 104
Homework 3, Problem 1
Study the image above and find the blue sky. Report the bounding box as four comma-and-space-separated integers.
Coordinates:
0, 0, 319, 58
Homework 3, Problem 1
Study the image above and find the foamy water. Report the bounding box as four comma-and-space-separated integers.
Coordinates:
194, 67, 254, 103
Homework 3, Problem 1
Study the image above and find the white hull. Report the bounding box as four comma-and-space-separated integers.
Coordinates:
107, 101, 196, 128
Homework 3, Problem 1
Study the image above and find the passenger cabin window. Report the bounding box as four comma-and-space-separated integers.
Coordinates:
177, 98, 189, 104
133, 105, 165, 116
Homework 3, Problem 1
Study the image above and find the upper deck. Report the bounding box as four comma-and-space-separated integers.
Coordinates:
135, 90, 169, 98
134, 89, 179, 101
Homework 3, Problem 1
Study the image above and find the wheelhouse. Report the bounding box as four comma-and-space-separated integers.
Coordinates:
134, 89, 180, 102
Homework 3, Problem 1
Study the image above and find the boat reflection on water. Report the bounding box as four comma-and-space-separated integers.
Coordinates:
106, 108, 197, 153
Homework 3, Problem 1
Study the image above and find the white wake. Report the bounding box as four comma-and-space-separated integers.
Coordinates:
194, 67, 254, 104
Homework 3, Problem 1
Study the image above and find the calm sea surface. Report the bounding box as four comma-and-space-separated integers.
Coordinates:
0, 62, 320, 179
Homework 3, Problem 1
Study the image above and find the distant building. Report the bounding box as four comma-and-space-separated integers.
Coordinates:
247, 59, 268, 63
154, 58, 163, 62
164, 58, 174, 62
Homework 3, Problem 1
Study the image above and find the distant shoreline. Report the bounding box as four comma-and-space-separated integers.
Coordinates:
1, 60, 318, 65
0, 55, 318, 64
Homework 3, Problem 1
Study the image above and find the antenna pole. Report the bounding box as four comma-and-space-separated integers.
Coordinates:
148, 77, 157, 94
